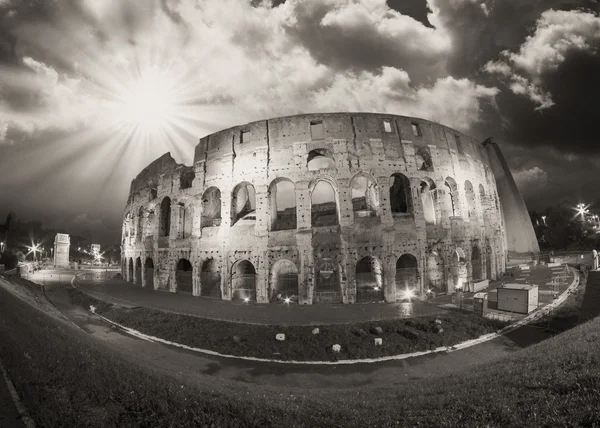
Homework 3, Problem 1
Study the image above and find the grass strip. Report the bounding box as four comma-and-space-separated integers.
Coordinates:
69, 287, 509, 361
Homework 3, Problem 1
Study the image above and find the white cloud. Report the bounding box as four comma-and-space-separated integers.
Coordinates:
484, 9, 600, 109
513, 166, 548, 195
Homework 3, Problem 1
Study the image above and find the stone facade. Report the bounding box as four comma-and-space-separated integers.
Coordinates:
121, 112, 517, 304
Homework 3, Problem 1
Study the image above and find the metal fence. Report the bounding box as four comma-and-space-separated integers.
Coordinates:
176, 270, 193, 293
200, 272, 222, 299
231, 274, 256, 301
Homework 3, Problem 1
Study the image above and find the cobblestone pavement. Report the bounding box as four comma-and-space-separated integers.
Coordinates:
66, 276, 447, 326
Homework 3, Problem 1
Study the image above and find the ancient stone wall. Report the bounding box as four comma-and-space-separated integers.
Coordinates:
121, 113, 513, 304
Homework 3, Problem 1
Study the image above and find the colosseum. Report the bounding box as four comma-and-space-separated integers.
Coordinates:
121, 112, 539, 305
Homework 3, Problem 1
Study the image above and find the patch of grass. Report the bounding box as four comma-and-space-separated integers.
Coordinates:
68, 288, 508, 361
2, 276, 600, 427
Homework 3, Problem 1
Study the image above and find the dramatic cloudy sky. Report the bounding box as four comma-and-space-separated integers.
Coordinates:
0, 0, 599, 245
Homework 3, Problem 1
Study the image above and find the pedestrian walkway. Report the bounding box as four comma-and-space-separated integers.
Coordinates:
70, 276, 447, 326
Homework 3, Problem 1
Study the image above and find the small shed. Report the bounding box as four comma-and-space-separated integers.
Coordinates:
497, 284, 539, 314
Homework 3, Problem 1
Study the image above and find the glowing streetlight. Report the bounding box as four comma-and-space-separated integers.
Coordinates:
0, 241, 5, 253
284, 297, 291, 304
243, 297, 250, 303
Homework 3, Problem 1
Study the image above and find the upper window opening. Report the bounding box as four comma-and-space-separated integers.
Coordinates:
411, 123, 421, 137
241, 130, 251, 144
310, 121, 324, 140
383, 120, 392, 133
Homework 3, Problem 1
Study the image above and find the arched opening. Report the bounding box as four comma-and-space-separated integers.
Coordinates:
485, 245, 493, 280
180, 201, 194, 238
180, 170, 195, 189
464, 181, 476, 219
128, 257, 133, 282
420, 179, 436, 225
450, 249, 467, 292
311, 180, 338, 227
137, 207, 145, 241
355, 256, 384, 302
471, 246, 483, 281
200, 258, 221, 299
176, 259, 193, 293
307, 149, 335, 171
415, 147, 433, 171
270, 259, 299, 303
135, 257, 142, 285
201, 187, 221, 228
159, 197, 171, 237
389, 173, 411, 215
427, 251, 445, 293
231, 182, 256, 226
231, 260, 256, 301
269, 179, 296, 231
395, 254, 419, 299
314, 258, 342, 303
444, 177, 459, 217
145, 257, 154, 289
479, 184, 487, 218
350, 175, 379, 218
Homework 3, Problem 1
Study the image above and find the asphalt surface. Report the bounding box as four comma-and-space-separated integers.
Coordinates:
31, 269, 559, 391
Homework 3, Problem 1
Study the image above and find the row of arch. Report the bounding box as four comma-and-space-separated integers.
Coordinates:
123, 245, 497, 303
124, 254, 420, 303
124, 173, 499, 240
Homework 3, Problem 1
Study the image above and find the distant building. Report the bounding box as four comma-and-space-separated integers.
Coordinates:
54, 233, 70, 267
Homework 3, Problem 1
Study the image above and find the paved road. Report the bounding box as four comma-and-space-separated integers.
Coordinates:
34, 275, 558, 391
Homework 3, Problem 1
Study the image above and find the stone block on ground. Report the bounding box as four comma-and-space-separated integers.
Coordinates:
233, 335, 242, 344
276, 333, 285, 341
332, 344, 341, 353
374, 337, 383, 346
352, 328, 369, 338
312, 328, 320, 335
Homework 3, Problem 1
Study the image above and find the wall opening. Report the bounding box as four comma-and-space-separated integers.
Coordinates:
472, 246, 483, 281
231, 260, 256, 301
465, 180, 476, 219
420, 180, 436, 225
426, 251, 445, 293
128, 257, 133, 282
415, 147, 433, 171
383, 119, 392, 133
201, 258, 221, 299
307, 149, 335, 171
176, 259, 193, 293
411, 123, 421, 136
389, 173, 411, 215
486, 245, 493, 279
135, 257, 142, 285
311, 180, 338, 227
231, 182, 256, 226
180, 170, 195, 189
137, 206, 145, 241
145, 257, 154, 289
180, 201, 194, 238
395, 254, 419, 299
270, 259, 299, 303
444, 177, 459, 217
201, 187, 221, 228
450, 249, 467, 291
269, 178, 297, 231
355, 256, 384, 303
314, 258, 342, 303
350, 175, 379, 218
159, 197, 171, 237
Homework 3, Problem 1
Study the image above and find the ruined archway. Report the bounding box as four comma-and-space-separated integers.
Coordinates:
450, 249, 468, 292
180, 169, 195, 189
389, 173, 411, 215
315, 258, 342, 303
427, 251, 445, 293
269, 178, 297, 231
201, 187, 221, 228
135, 257, 142, 285
270, 259, 299, 303
395, 254, 419, 299
145, 257, 154, 289
231, 260, 256, 301
444, 177, 460, 217
485, 245, 493, 280
311, 179, 338, 227
420, 179, 436, 225
355, 256, 384, 302
128, 257, 133, 282
464, 181, 476, 219
350, 174, 379, 218
471, 246, 483, 281
176, 258, 193, 293
307, 149, 335, 171
201, 258, 221, 299
137, 206, 145, 241
231, 182, 256, 226
159, 197, 171, 237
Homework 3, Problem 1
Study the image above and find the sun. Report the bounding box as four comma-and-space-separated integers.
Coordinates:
117, 66, 179, 134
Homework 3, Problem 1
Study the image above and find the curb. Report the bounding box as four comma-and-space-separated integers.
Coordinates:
0, 358, 36, 428
77, 267, 581, 366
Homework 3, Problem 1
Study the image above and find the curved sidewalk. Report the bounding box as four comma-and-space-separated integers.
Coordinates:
72, 277, 447, 325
